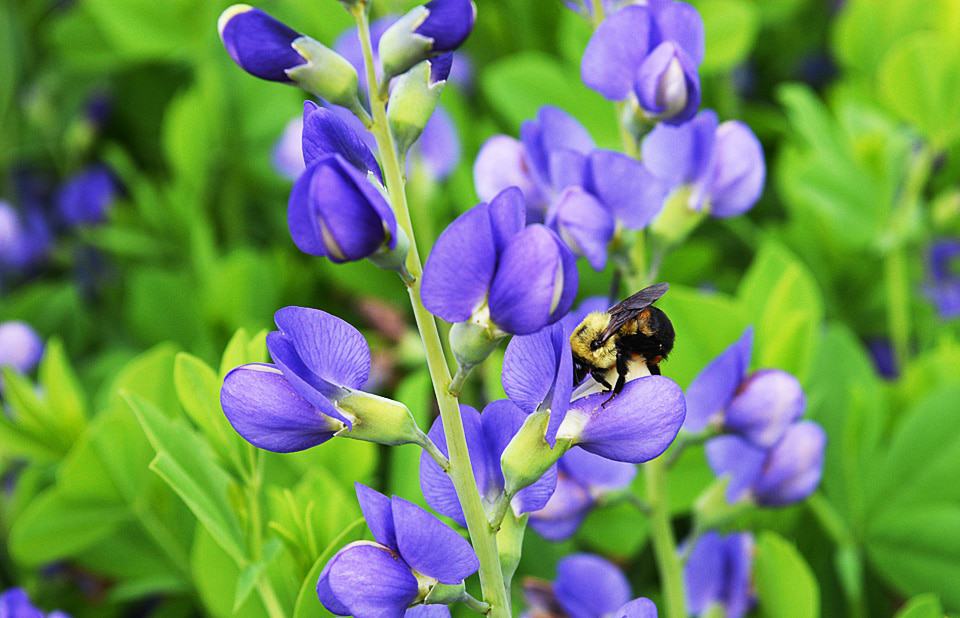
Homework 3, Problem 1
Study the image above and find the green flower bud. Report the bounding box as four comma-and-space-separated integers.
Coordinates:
500, 410, 570, 497
337, 390, 426, 447
449, 318, 502, 370
422, 581, 465, 605
650, 185, 706, 249
286, 37, 364, 115
368, 225, 411, 280
388, 58, 449, 155
378, 7, 432, 82
497, 512, 527, 587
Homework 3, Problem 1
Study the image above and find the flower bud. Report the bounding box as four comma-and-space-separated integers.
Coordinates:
218, 5, 362, 111
0, 321, 44, 375
288, 155, 398, 263
634, 41, 700, 125
725, 369, 804, 448
388, 56, 451, 154
336, 390, 426, 447
753, 421, 826, 506
501, 410, 570, 497
449, 318, 501, 370
422, 581, 465, 605
57, 165, 118, 227
379, 0, 476, 82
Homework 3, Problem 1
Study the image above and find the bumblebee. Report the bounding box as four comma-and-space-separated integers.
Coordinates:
570, 282, 675, 398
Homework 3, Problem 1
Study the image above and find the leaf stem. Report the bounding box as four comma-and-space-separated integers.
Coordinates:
644, 457, 686, 618
353, 9, 511, 617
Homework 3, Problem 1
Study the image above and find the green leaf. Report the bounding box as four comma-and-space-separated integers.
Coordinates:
832, 0, 939, 74
878, 32, 960, 148
127, 393, 247, 565
293, 518, 367, 618
754, 532, 820, 618
38, 338, 88, 438
893, 594, 943, 618
737, 240, 823, 381
192, 528, 267, 618
481, 52, 620, 148
9, 489, 130, 565
694, 0, 760, 73
234, 539, 283, 613
577, 501, 649, 559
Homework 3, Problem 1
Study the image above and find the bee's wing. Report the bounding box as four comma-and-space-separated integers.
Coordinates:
599, 282, 670, 343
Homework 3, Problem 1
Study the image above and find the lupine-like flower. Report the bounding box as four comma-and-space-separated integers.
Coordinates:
0, 588, 69, 618
318, 484, 478, 618
925, 239, 960, 319
582, 2, 703, 124
706, 421, 826, 507
474, 107, 667, 269
419, 400, 557, 524
0, 202, 50, 273
683, 328, 805, 448
684, 532, 755, 618
523, 554, 658, 618
0, 321, 44, 375
218, 5, 362, 110
529, 447, 636, 541
57, 165, 117, 227
378, 0, 477, 81
421, 186, 578, 336
221, 307, 423, 451
272, 115, 306, 180
501, 320, 686, 460
642, 110, 765, 235
288, 102, 401, 264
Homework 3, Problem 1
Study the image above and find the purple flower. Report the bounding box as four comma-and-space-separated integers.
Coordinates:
288, 105, 397, 262
221, 307, 370, 451
273, 116, 306, 180
925, 239, 960, 319
563, 0, 632, 17
57, 165, 117, 227
529, 448, 635, 540
419, 400, 558, 525
0, 588, 69, 618
218, 5, 307, 82
865, 337, 898, 380
412, 106, 461, 181
684, 532, 754, 618
523, 554, 658, 618
421, 187, 578, 335
0, 202, 51, 273
684, 328, 805, 448
706, 420, 826, 506
582, 2, 704, 124
0, 321, 44, 375
318, 484, 478, 617
642, 110, 765, 218
378, 0, 477, 80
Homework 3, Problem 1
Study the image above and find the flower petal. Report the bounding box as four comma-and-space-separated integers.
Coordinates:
571, 376, 686, 463
273, 306, 371, 390
581, 6, 652, 100
528, 475, 592, 541
554, 554, 632, 618
473, 136, 543, 206
487, 186, 527, 253
266, 331, 352, 427
489, 225, 574, 335
414, 105, 461, 181
724, 533, 756, 618
0, 321, 44, 374
218, 6, 305, 82
302, 101, 382, 182
355, 483, 397, 549
421, 203, 497, 323
634, 42, 700, 125
548, 186, 615, 270
586, 151, 669, 230
326, 542, 419, 618
392, 496, 479, 583
754, 421, 826, 506
560, 447, 637, 492
220, 363, 340, 453
317, 556, 352, 616
641, 109, 717, 186
684, 327, 752, 433
416, 0, 476, 52
725, 369, 804, 448
683, 531, 726, 615
502, 321, 568, 413
707, 121, 765, 218
405, 606, 451, 618
548, 150, 587, 190
705, 435, 765, 503
614, 598, 659, 618
650, 0, 705, 64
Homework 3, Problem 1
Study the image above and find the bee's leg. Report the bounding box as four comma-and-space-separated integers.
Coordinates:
648, 362, 661, 376
603, 354, 630, 407
590, 368, 613, 391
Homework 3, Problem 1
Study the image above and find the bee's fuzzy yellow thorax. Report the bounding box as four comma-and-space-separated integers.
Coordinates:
570, 311, 617, 369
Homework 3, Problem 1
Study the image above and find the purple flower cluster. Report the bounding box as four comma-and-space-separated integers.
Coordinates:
683, 532, 754, 618
686, 328, 825, 506
925, 239, 960, 319
0, 588, 69, 618
523, 554, 658, 618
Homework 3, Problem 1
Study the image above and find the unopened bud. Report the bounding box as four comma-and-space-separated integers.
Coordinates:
388, 57, 451, 154
501, 410, 569, 496
337, 390, 424, 446
287, 37, 364, 114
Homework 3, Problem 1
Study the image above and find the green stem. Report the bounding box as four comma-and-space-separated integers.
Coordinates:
808, 493, 865, 618
644, 457, 686, 618
463, 593, 492, 614
256, 578, 287, 618
353, 10, 511, 617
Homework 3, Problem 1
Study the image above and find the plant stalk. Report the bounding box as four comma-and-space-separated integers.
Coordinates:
644, 457, 686, 618
354, 9, 511, 617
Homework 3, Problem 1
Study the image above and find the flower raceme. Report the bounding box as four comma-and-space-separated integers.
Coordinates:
421, 186, 578, 336
378, 0, 477, 82
683, 532, 755, 618
523, 554, 658, 618
220, 307, 427, 452
582, 1, 704, 124
318, 484, 478, 618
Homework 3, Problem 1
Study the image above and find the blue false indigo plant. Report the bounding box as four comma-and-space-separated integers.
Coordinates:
214, 1, 820, 617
